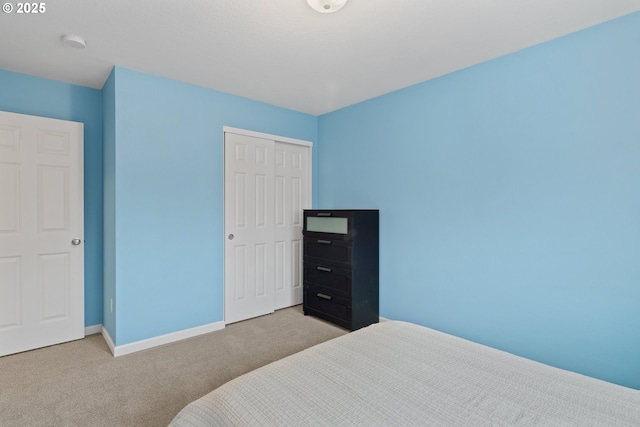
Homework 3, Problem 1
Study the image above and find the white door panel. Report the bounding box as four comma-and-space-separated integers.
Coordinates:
274, 142, 309, 309
0, 111, 84, 356
225, 133, 275, 324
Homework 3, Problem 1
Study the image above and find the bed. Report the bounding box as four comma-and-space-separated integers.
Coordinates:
170, 321, 640, 426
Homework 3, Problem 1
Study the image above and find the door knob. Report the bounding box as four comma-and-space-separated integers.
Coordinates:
71, 238, 82, 246
228, 234, 234, 240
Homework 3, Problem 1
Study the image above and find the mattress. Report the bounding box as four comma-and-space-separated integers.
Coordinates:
170, 321, 640, 426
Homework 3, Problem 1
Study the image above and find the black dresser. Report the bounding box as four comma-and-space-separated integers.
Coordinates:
302, 210, 379, 330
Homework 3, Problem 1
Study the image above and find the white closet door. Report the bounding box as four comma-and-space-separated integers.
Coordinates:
224, 129, 311, 324
0, 111, 84, 356
274, 142, 310, 309
224, 133, 276, 324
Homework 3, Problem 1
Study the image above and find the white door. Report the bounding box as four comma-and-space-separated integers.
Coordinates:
224, 133, 275, 324
273, 142, 310, 309
224, 129, 311, 324
0, 111, 84, 356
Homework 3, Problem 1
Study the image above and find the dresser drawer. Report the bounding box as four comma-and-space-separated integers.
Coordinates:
304, 238, 351, 265
304, 288, 351, 324
304, 262, 351, 295
303, 211, 353, 241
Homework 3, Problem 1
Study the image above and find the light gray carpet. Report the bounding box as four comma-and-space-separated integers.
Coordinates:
0, 305, 347, 427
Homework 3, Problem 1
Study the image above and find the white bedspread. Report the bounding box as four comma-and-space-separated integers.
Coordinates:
170, 321, 640, 426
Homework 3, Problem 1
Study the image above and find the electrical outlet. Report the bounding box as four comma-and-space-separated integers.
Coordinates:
110, 298, 113, 313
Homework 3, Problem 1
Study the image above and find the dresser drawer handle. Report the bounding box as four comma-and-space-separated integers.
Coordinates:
316, 212, 332, 217
317, 239, 332, 245
316, 266, 333, 273
317, 293, 332, 300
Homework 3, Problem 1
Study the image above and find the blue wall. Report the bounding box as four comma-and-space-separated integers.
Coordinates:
0, 69, 104, 328
102, 69, 117, 341
104, 67, 317, 345
317, 12, 640, 389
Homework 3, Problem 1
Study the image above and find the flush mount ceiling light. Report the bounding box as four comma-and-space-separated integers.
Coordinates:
61, 34, 86, 49
307, 0, 348, 14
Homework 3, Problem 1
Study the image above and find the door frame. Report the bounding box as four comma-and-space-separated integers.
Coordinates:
222, 126, 312, 324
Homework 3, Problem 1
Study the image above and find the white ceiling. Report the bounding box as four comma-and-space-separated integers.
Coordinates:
1, 0, 639, 115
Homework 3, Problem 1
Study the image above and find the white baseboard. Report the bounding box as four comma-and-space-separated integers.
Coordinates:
102, 327, 116, 355
84, 324, 102, 336
103, 321, 225, 357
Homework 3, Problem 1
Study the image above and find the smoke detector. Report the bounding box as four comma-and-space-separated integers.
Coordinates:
307, 0, 348, 14
62, 34, 86, 49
